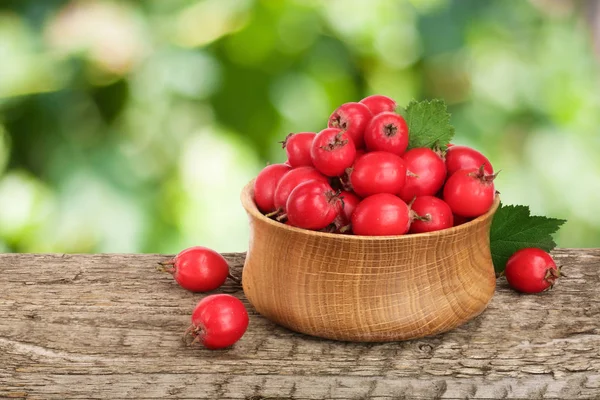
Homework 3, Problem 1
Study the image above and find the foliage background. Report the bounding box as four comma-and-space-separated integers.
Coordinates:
1, 0, 599, 253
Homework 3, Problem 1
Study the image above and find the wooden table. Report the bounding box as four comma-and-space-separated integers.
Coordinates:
1, 250, 599, 399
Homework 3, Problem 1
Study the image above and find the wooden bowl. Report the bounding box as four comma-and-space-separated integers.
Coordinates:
240, 181, 500, 342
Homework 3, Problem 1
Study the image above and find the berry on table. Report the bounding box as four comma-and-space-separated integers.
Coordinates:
158, 246, 237, 292
505, 248, 560, 293
184, 294, 249, 349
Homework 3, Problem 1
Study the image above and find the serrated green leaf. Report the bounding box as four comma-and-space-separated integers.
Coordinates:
490, 203, 566, 274
403, 99, 455, 149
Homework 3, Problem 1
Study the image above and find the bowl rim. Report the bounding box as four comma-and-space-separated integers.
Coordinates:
240, 179, 501, 241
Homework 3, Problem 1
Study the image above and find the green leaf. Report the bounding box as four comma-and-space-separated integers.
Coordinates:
401, 99, 455, 149
490, 203, 566, 274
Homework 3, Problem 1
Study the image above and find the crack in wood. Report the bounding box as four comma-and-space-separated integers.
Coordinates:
288, 381, 297, 399
213, 374, 232, 398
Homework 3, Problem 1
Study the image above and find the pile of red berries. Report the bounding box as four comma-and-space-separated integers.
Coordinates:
253, 95, 497, 236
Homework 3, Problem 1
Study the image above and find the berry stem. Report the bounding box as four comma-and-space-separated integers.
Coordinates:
320, 132, 349, 151
182, 324, 195, 343
339, 224, 352, 233
433, 143, 447, 160
383, 123, 398, 137
276, 213, 288, 222
156, 264, 175, 274
190, 336, 201, 347
410, 210, 431, 222
182, 324, 205, 347
330, 114, 344, 129
407, 196, 417, 208
484, 169, 501, 183
326, 189, 342, 204
264, 209, 281, 219
339, 173, 353, 192
545, 268, 560, 288
156, 259, 176, 274
470, 165, 499, 183
320, 224, 337, 233
279, 133, 293, 148
478, 164, 486, 176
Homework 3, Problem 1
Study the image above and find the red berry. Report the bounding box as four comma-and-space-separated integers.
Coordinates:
253, 163, 292, 213
359, 95, 396, 115
333, 190, 361, 231
310, 128, 357, 177
273, 166, 328, 212
159, 246, 231, 292
328, 102, 372, 149
184, 294, 249, 349
286, 180, 341, 230
409, 196, 453, 234
282, 132, 316, 168
443, 167, 496, 218
349, 151, 407, 198
399, 148, 446, 202
505, 248, 560, 293
352, 193, 411, 236
364, 112, 409, 156
445, 145, 493, 176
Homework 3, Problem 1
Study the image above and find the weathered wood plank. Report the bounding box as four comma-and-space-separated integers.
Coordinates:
1, 250, 599, 399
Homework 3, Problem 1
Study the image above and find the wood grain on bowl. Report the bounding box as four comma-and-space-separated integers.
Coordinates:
241, 180, 500, 342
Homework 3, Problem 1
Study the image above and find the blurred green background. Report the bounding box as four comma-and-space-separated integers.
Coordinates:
1, 0, 599, 253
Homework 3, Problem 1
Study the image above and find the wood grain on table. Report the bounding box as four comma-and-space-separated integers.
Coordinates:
1, 250, 599, 399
